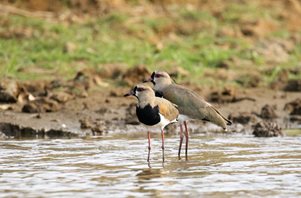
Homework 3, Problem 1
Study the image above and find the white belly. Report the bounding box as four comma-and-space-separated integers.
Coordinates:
143, 113, 177, 132
178, 114, 192, 123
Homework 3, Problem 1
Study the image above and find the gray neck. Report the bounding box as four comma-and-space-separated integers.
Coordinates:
154, 83, 169, 92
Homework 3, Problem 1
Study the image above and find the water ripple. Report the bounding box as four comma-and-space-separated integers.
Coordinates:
0, 133, 301, 197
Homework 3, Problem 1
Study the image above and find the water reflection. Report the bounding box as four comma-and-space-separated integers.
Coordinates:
0, 132, 301, 197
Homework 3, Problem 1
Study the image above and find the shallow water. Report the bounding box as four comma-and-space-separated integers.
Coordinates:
1, 132, 301, 197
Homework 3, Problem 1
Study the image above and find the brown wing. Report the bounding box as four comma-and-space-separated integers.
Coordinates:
201, 105, 229, 129
162, 84, 208, 116
162, 84, 231, 129
154, 97, 179, 121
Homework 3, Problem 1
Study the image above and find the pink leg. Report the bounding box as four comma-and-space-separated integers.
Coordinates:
161, 129, 165, 163
184, 121, 189, 161
178, 124, 184, 160
147, 131, 151, 163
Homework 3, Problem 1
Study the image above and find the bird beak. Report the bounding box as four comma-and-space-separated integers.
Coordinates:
124, 89, 135, 97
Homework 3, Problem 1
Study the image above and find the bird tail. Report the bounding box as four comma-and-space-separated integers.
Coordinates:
205, 106, 232, 130
213, 107, 232, 126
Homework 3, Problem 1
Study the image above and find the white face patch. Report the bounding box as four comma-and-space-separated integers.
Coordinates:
134, 87, 145, 97
153, 76, 164, 90
152, 72, 172, 91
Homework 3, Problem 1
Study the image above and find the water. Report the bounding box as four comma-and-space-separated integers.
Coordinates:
1, 132, 301, 197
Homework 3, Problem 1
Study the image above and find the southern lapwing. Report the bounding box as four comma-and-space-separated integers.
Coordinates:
146, 71, 232, 160
124, 84, 179, 163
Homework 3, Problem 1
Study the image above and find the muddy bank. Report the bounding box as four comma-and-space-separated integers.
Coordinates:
0, 122, 77, 139
0, 67, 301, 139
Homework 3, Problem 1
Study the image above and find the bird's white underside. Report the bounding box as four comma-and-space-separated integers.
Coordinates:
178, 114, 192, 123
143, 113, 177, 133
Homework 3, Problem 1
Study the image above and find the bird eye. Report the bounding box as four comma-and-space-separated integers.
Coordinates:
155, 74, 163, 78
136, 87, 145, 92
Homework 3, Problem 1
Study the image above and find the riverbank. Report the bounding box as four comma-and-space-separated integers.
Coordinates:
1, 67, 300, 139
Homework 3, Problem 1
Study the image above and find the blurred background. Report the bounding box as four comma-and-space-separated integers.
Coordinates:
1, 3, 301, 197
1, 0, 300, 89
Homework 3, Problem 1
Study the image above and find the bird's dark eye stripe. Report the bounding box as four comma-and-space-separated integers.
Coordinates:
136, 87, 145, 92
155, 74, 163, 78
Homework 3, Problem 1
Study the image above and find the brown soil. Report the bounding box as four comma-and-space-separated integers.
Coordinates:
0, 66, 300, 139
253, 121, 283, 137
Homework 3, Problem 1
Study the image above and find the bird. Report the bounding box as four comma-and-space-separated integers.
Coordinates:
124, 84, 179, 164
145, 71, 232, 160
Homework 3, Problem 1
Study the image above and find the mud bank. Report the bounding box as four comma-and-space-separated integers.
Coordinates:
0, 68, 301, 139
0, 122, 77, 139
0, 87, 300, 139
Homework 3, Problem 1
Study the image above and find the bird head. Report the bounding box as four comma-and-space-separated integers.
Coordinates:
124, 84, 155, 99
144, 71, 172, 91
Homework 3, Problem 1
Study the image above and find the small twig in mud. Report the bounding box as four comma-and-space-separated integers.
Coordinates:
232, 97, 256, 103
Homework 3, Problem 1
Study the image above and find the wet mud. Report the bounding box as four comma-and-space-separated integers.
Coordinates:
0, 67, 300, 139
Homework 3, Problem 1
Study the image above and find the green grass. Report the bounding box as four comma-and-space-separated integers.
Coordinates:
0, 4, 300, 89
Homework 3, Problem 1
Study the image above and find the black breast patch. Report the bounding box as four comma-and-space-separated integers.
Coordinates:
136, 104, 161, 126
154, 90, 163, 98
